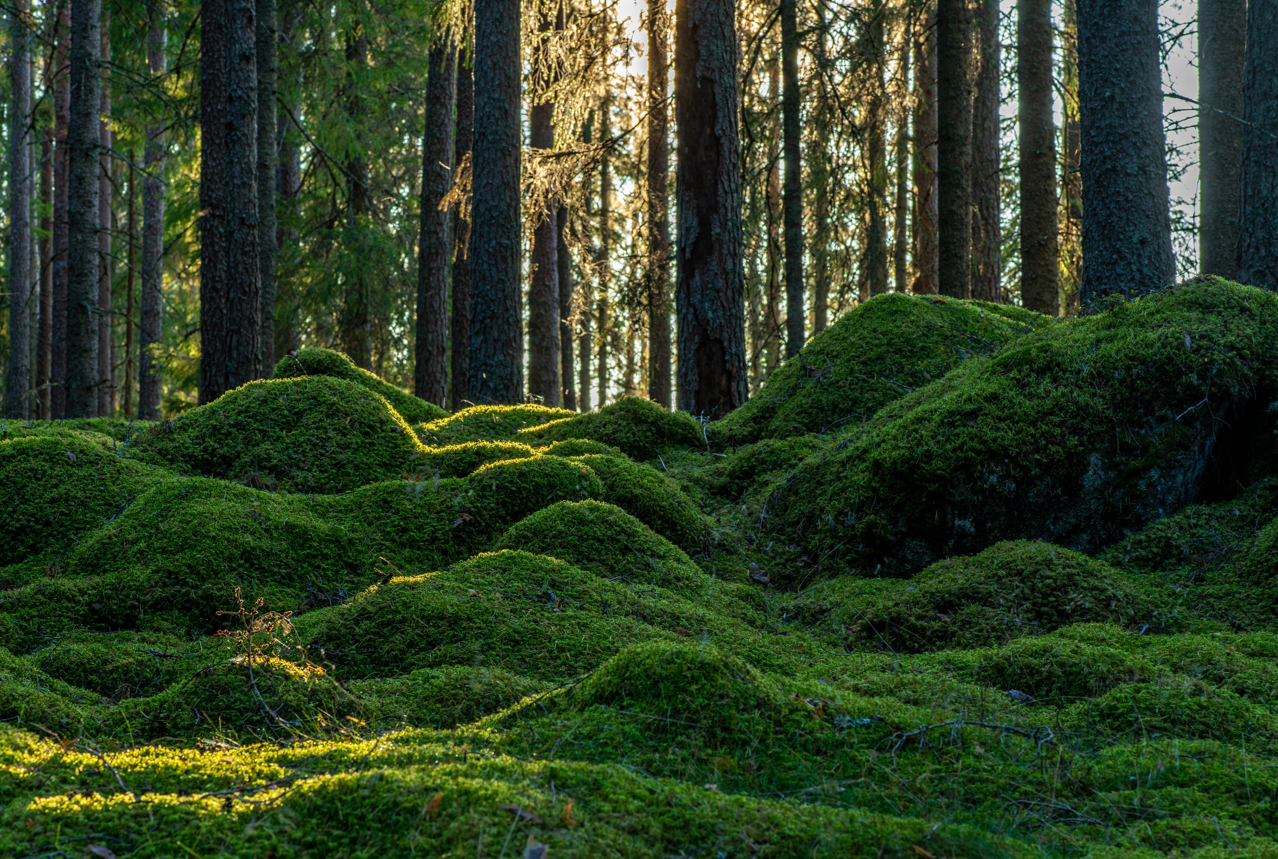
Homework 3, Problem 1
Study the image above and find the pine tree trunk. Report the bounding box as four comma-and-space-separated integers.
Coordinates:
577, 110, 594, 412
893, 39, 910, 296
596, 101, 611, 410
199, 0, 229, 403
51, 10, 70, 418
139, 4, 166, 420
273, 6, 301, 363
675, 0, 747, 417
1077, 0, 1175, 303
415, 39, 455, 407
37, 110, 52, 418
339, 29, 371, 370
7, 0, 31, 418
971, 0, 1001, 303
557, 201, 575, 410
527, 9, 559, 407
65, 0, 101, 418
781, 0, 804, 357
1198, 0, 1246, 276
912, 5, 939, 295
936, 0, 971, 299
764, 63, 783, 371
257, 0, 276, 373
864, 4, 889, 299
1060, 0, 1082, 308
450, 57, 473, 411
467, 0, 523, 404
1236, 0, 1277, 290
1019, 0, 1058, 313
96, 17, 111, 415
646, 0, 672, 405
121, 151, 134, 417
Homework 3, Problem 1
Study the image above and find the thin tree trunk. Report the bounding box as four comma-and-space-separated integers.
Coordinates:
936, 0, 970, 299
468, 0, 523, 404
1077, 0, 1175, 303
781, 0, 804, 356
675, 0, 747, 417
96, 16, 111, 415
273, 6, 301, 363
199, 0, 229, 403
51, 9, 70, 418
646, 0, 672, 405
1019, 0, 1059, 314
1236, 0, 1277, 290
577, 110, 593, 412
971, 0, 1000, 303
122, 149, 135, 418
811, 6, 831, 331
864, 4, 889, 299
557, 201, 574, 409
37, 103, 52, 418
893, 40, 910, 296
1060, 0, 1082, 308
912, 5, 939, 295
764, 63, 783, 371
139, 4, 166, 420
1198, 0, 1246, 276
339, 28, 371, 369
415, 39, 455, 407
450, 55, 473, 411
7, 0, 32, 418
596, 100, 611, 410
226, 0, 261, 385
527, 9, 559, 406
65, 0, 101, 418
257, 0, 276, 374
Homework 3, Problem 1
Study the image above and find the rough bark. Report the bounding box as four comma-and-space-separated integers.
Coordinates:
674, 0, 747, 417
527, 9, 559, 406
764, 63, 782, 372
256, 0, 277, 373
1018, 0, 1059, 313
96, 17, 111, 415
199, 0, 229, 403
936, 0, 971, 299
65, 0, 101, 418
1236, 0, 1277, 290
1060, 0, 1082, 306
37, 107, 52, 418
7, 0, 31, 417
912, 6, 939, 295
51, 9, 69, 418
1198, 0, 1246, 276
893, 40, 910, 296
339, 29, 370, 369
225, 0, 262, 386
274, 6, 301, 364
450, 56, 473, 410
122, 150, 135, 417
467, 0, 523, 405
781, 0, 804, 357
971, 0, 1000, 303
139, 5, 166, 420
1077, 0, 1175, 303
415, 39, 455, 407
596, 100, 612, 410
863, 5, 889, 300
647, 0, 672, 404
577, 111, 593, 412
557, 201, 574, 410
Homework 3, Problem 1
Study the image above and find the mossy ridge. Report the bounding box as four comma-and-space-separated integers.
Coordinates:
518, 396, 705, 461
27, 630, 209, 700
350, 665, 550, 729
0, 645, 99, 730
415, 402, 575, 445
0, 416, 159, 446
416, 439, 537, 477
272, 345, 448, 424
770, 280, 1278, 578
710, 293, 1051, 446
564, 454, 711, 552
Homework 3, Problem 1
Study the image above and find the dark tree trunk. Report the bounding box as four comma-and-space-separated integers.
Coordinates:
123, 151, 135, 418
199, 0, 229, 402
7, 0, 32, 418
675, 0, 746, 418
51, 9, 70, 418
1019, 0, 1059, 313
467, 0, 523, 405
971, 0, 1000, 303
647, 0, 672, 404
764, 64, 782, 371
912, 5, 939, 295
1077, 0, 1175, 303
339, 29, 371, 369
596, 100, 612, 410
936, 0, 971, 299
577, 110, 594, 412
450, 57, 473, 411
37, 105, 52, 418
415, 39, 455, 407
96, 18, 111, 415
811, 5, 831, 331
1237, 0, 1277, 290
1198, 0, 1246, 276
527, 10, 559, 406
863, 5, 889, 300
274, 6, 301, 363
557, 201, 575, 410
256, 0, 276, 373
781, 0, 804, 356
893, 40, 910, 296
65, 0, 101, 418
139, 5, 166, 420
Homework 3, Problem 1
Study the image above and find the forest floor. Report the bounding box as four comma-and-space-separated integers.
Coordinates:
3, 278, 1278, 858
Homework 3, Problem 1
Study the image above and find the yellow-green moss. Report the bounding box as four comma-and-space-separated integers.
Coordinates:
518, 396, 704, 460
415, 403, 575, 445
416, 440, 536, 476
26, 631, 205, 700
352, 665, 549, 728
272, 346, 448, 423
566, 454, 710, 552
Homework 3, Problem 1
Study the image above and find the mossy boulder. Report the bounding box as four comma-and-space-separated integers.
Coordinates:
518, 396, 704, 460
1236, 515, 1278, 590
771, 281, 1278, 577
711, 293, 1049, 445
415, 440, 536, 477
415, 403, 575, 445
0, 646, 99, 729
272, 346, 448, 423
850, 541, 1154, 651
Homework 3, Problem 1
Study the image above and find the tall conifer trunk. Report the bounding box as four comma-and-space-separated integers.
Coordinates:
7, 0, 32, 417
257, 0, 277, 373
596, 100, 612, 410
527, 7, 560, 406
65, 0, 101, 417
893, 41, 910, 296
139, 4, 166, 420
971, 0, 1000, 303
52, 9, 70, 418
37, 88, 52, 418
450, 57, 473, 410
1236, 0, 1277, 290
936, 0, 970, 298
912, 5, 939, 295
96, 17, 111, 415
646, 0, 672, 405
863, 3, 889, 299
781, 0, 804, 357
1198, 0, 1245, 276
1019, 0, 1059, 313
415, 39, 455, 407
339, 27, 371, 369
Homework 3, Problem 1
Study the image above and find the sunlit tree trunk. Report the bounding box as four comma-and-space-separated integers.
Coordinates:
863, 2, 889, 299
781, 0, 804, 356
764, 62, 783, 371
1060, 0, 1082, 309
893, 40, 910, 296
450, 56, 473, 411
415, 39, 455, 407
577, 111, 594, 412
646, 0, 672, 405
596, 99, 612, 410
912, 4, 939, 295
528, 8, 560, 406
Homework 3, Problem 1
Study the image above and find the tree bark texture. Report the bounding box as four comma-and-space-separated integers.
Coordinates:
37, 109, 52, 418
123, 152, 135, 417
51, 10, 69, 418
467, 0, 523, 405
7, 0, 32, 418
340, 29, 371, 369
1237, 0, 1277, 290
256, 0, 277, 374
415, 39, 455, 407
557, 201, 575, 410
527, 10, 559, 406
1077, 0, 1175, 303
1198, 0, 1246, 276
273, 6, 302, 363
912, 6, 939, 295
596, 101, 612, 410
139, 6, 166, 420
647, 0, 672, 404
781, 0, 804, 357
764, 64, 782, 372
1060, 0, 1082, 307
863, 6, 889, 300
936, 0, 971, 299
450, 56, 473, 410
199, 0, 229, 403
65, 0, 101, 418
1019, 0, 1059, 314
96, 19, 111, 415
893, 39, 910, 296
971, 0, 1000, 303
675, 0, 747, 418
577, 110, 593, 412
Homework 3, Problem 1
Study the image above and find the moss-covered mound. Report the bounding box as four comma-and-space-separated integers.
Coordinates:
26, 631, 203, 700
123, 375, 425, 494
272, 346, 448, 423
712, 293, 1049, 445
415, 403, 575, 445
351, 665, 550, 728
1065, 675, 1277, 742
415, 440, 536, 477
567, 454, 710, 552
518, 396, 704, 460
771, 281, 1278, 576
850, 541, 1154, 651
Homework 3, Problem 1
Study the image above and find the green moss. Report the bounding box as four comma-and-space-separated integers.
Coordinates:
123, 375, 427, 494
352, 665, 549, 728
518, 396, 705, 460
770, 280, 1278, 577
1236, 515, 1278, 590
415, 403, 575, 445
27, 631, 204, 700
272, 346, 448, 423
972, 635, 1152, 702
416, 440, 536, 477
850, 541, 1155, 652
711, 293, 1050, 445
0, 646, 98, 729
542, 438, 626, 457
566, 454, 710, 553
1065, 674, 1277, 743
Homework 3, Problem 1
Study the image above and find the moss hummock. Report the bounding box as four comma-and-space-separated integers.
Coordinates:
518, 396, 705, 460
272, 346, 448, 424
415, 403, 575, 445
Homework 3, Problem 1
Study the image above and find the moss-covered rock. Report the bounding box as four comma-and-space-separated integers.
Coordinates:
519, 396, 704, 460
272, 346, 448, 423
567, 454, 710, 553
415, 403, 575, 445
972, 634, 1152, 702
770, 281, 1278, 577
0, 646, 98, 729
712, 293, 1049, 445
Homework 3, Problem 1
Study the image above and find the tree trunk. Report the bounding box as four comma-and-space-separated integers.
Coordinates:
1019, 0, 1058, 313
971, 0, 1000, 303
647, 0, 672, 404
863, 4, 889, 300
415, 39, 455, 407
7, 0, 31, 418
893, 40, 910, 296
51, 10, 70, 418
781, 0, 804, 356
122, 149, 135, 417
936, 0, 971, 299
675, 0, 746, 417
1198, 0, 1246, 276
1060, 0, 1082, 308
273, 6, 301, 363
450, 56, 473, 411
256, 0, 276, 374
139, 4, 166, 420
527, 9, 559, 406
1237, 0, 1277, 290
37, 103, 52, 418
912, 5, 939, 295
764, 63, 783, 371
557, 201, 575, 410
577, 110, 594, 412
467, 0, 523, 405
199, 0, 229, 403
96, 17, 111, 415
339, 28, 371, 369
65, 0, 101, 418
1077, 0, 1175, 303
596, 100, 612, 410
